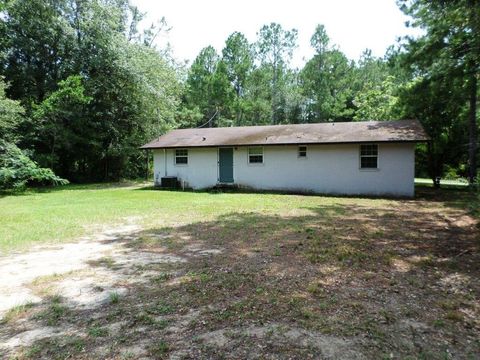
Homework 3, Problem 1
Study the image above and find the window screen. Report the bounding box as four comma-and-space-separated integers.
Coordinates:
298, 146, 307, 158
248, 147, 263, 164
360, 144, 378, 169
175, 149, 188, 165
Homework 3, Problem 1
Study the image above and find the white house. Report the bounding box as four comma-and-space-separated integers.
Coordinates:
141, 120, 429, 197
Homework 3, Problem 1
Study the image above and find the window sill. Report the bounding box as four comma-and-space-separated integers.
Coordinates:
248, 162, 264, 166
359, 168, 380, 172
174, 164, 188, 167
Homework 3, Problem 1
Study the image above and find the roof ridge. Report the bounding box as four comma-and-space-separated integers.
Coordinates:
169, 119, 416, 132
141, 119, 429, 149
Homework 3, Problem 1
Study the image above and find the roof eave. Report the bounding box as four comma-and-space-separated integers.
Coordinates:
141, 138, 429, 149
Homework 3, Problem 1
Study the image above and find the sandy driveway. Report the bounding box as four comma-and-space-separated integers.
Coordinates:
0, 219, 222, 357
0, 223, 142, 317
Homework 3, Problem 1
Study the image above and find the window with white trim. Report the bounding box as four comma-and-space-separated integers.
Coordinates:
298, 145, 307, 158
360, 144, 378, 169
175, 149, 188, 165
248, 147, 263, 164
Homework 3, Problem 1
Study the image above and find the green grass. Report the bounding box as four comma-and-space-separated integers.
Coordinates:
415, 177, 469, 187
88, 326, 109, 338
0, 182, 391, 254
0, 302, 35, 324
109, 291, 120, 304
149, 340, 169, 357
33, 295, 69, 326
21, 336, 85, 359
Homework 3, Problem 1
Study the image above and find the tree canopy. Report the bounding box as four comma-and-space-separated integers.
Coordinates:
397, 0, 479, 184
0, 0, 180, 182
0, 0, 478, 186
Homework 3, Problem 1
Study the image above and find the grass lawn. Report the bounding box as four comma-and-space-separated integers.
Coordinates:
0, 182, 395, 254
415, 177, 469, 187
0, 183, 479, 359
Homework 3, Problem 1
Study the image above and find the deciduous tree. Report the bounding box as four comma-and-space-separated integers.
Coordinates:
399, 0, 480, 184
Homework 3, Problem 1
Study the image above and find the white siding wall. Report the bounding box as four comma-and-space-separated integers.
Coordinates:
153, 147, 218, 189
153, 143, 415, 197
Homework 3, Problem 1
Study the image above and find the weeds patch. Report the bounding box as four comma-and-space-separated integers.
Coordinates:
149, 340, 169, 358
20, 336, 85, 359
109, 291, 120, 304
34, 296, 69, 326
88, 326, 109, 338
1, 302, 35, 324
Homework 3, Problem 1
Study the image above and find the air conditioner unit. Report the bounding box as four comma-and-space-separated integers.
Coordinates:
161, 176, 178, 188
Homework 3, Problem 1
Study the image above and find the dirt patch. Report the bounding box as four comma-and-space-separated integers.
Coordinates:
194, 324, 364, 359
2, 328, 60, 349
0, 220, 144, 316
0, 240, 114, 314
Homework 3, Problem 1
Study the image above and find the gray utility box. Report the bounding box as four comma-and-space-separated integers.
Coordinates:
161, 176, 178, 188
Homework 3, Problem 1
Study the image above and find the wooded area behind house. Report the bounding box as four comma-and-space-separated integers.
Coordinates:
0, 0, 478, 187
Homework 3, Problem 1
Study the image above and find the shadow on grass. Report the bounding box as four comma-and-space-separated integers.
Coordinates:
0, 181, 148, 198
415, 187, 480, 218
2, 200, 479, 359
136, 184, 480, 219
136, 181, 477, 198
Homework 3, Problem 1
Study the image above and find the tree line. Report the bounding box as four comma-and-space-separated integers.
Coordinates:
0, 0, 180, 185
0, 0, 478, 188
179, 24, 403, 127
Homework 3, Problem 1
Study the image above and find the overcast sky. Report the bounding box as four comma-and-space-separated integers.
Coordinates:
131, 0, 420, 67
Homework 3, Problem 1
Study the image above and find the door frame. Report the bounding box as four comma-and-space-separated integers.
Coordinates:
217, 147, 234, 184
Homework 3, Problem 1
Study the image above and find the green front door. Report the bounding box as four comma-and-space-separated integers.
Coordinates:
219, 148, 234, 183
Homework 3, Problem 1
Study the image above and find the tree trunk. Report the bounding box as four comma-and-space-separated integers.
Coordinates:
235, 85, 242, 126
104, 155, 108, 181
467, 0, 479, 185
272, 57, 278, 125
427, 141, 440, 188
467, 72, 477, 185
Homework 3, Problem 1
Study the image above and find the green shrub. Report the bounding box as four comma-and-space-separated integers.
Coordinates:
0, 141, 68, 190
443, 165, 460, 180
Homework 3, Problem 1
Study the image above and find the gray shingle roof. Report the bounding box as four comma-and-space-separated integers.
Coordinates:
141, 120, 429, 149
